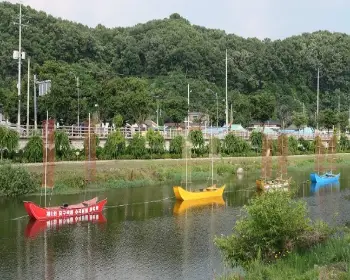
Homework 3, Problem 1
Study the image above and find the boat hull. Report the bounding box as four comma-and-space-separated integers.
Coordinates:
256, 178, 290, 191
173, 185, 225, 201
23, 197, 107, 220
310, 173, 340, 183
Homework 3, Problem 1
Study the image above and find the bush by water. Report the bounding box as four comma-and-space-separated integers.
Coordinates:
215, 190, 333, 267
0, 163, 38, 196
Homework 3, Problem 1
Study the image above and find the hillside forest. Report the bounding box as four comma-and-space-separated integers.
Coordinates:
0, 2, 350, 130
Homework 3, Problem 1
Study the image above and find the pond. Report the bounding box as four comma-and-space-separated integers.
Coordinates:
1, 166, 350, 280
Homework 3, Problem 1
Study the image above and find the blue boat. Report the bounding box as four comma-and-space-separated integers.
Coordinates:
310, 172, 340, 184
310, 181, 340, 193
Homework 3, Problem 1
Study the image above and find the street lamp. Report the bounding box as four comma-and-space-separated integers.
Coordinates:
207, 88, 219, 128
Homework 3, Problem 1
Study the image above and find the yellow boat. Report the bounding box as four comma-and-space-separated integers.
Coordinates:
173, 184, 226, 201
173, 196, 225, 214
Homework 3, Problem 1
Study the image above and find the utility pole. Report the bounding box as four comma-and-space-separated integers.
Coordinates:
317, 68, 320, 131
26, 57, 30, 136
225, 49, 228, 134
14, 3, 26, 132
302, 102, 305, 115
34, 74, 37, 130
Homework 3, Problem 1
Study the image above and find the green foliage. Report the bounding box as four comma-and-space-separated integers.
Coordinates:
127, 133, 147, 159
250, 131, 263, 153
339, 134, 349, 151
222, 236, 350, 280
298, 137, 313, 152
103, 130, 126, 159
208, 136, 221, 154
215, 190, 332, 266
54, 131, 71, 160
288, 136, 298, 155
83, 133, 99, 157
146, 129, 165, 155
320, 109, 338, 132
169, 135, 184, 155
223, 134, 251, 155
24, 134, 43, 162
112, 114, 124, 128
2, 2, 350, 128
292, 112, 308, 130
189, 130, 204, 156
0, 163, 37, 196
251, 93, 276, 125
0, 126, 19, 160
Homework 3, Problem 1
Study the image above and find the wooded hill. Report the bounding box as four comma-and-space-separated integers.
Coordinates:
1, 2, 350, 129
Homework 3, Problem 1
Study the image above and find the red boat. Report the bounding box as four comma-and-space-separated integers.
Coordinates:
25, 213, 107, 238
23, 197, 107, 220
23, 115, 107, 221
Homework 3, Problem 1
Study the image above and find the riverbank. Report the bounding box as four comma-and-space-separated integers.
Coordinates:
219, 234, 350, 279
19, 153, 350, 195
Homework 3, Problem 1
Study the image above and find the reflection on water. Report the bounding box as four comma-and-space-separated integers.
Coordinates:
173, 197, 225, 215
1, 166, 350, 279
25, 214, 107, 239
310, 181, 340, 193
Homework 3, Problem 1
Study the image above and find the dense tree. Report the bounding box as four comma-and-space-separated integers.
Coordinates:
292, 112, 308, 130
250, 93, 276, 127
2, 2, 350, 128
319, 109, 338, 133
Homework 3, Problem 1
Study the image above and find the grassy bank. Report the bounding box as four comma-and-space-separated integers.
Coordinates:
18, 153, 350, 195
220, 234, 350, 280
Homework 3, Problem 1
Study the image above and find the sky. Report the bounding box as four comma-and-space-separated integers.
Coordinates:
4, 0, 350, 39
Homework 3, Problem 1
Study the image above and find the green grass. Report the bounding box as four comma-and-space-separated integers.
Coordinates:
18, 153, 350, 195
219, 235, 350, 280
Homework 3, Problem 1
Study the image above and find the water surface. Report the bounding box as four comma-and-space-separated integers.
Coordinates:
1, 166, 350, 280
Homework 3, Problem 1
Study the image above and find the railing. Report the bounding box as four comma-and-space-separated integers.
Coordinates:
6, 124, 338, 141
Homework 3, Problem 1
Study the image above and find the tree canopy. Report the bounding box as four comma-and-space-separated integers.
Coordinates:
1, 2, 349, 128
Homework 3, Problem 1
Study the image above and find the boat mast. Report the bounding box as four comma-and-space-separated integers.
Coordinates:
317, 68, 319, 131
44, 111, 48, 207
88, 113, 91, 182
211, 121, 214, 186
185, 84, 189, 191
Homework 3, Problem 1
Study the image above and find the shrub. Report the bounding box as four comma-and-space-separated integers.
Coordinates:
169, 136, 184, 155
104, 130, 126, 159
339, 134, 349, 152
0, 164, 38, 196
55, 131, 71, 160
24, 134, 43, 162
189, 130, 205, 156
127, 133, 147, 159
215, 190, 332, 267
250, 131, 263, 153
208, 136, 221, 155
0, 126, 19, 160
298, 137, 312, 152
223, 134, 251, 155
288, 136, 298, 155
146, 129, 165, 155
